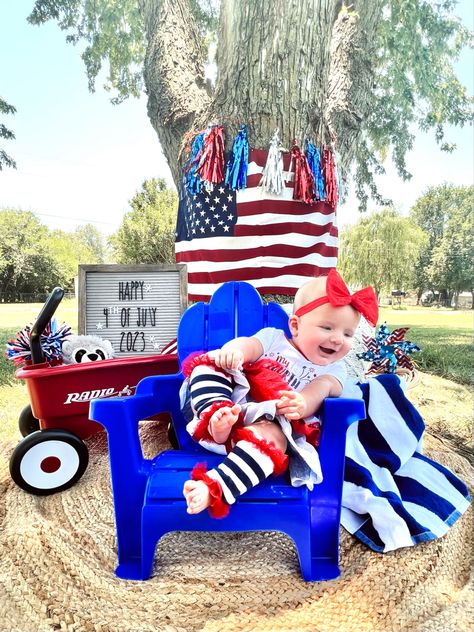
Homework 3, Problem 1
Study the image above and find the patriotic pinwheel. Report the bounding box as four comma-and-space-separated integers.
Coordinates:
357, 321, 421, 374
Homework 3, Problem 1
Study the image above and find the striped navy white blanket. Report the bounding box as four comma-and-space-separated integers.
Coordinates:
340, 374, 471, 552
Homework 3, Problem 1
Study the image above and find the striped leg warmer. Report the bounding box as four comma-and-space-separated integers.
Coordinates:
189, 363, 234, 416
191, 429, 289, 518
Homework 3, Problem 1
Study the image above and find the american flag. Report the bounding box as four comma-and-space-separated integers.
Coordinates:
159, 337, 177, 355
175, 148, 338, 301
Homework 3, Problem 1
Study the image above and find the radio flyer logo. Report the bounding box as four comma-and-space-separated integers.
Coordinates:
64, 384, 135, 405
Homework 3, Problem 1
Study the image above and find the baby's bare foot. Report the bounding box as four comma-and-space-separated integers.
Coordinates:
183, 480, 211, 514
209, 404, 241, 443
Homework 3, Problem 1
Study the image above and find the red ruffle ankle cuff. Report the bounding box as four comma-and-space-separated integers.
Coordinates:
181, 352, 218, 379
191, 463, 230, 519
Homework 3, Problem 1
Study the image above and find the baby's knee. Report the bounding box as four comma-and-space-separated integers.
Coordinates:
247, 420, 287, 451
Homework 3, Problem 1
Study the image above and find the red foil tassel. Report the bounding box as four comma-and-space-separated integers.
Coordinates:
290, 142, 316, 204
322, 146, 338, 209
196, 125, 225, 185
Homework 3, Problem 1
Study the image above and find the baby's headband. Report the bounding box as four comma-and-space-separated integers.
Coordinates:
294, 269, 379, 326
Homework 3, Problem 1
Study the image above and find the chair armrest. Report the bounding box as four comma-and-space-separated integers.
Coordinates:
91, 372, 184, 430
89, 372, 184, 474
313, 397, 366, 505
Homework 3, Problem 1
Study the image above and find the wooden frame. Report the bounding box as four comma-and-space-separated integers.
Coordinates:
78, 264, 187, 357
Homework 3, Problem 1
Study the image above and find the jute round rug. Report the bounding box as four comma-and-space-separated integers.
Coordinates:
1, 421, 472, 632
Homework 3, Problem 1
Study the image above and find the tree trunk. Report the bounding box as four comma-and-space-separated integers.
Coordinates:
140, 0, 384, 187
452, 290, 459, 310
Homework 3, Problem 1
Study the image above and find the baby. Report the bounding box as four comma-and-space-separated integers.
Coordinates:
182, 269, 378, 517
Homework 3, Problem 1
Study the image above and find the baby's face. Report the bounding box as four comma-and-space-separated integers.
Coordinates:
289, 303, 360, 365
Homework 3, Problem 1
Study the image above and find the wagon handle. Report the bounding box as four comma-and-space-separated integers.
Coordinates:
30, 287, 65, 364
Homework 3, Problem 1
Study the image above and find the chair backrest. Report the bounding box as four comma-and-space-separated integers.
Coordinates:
174, 282, 290, 451
177, 282, 290, 364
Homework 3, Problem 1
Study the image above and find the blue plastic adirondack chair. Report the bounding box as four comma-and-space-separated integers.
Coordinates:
89, 281, 365, 581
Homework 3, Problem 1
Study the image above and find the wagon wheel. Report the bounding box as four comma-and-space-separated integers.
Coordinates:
18, 404, 40, 437
9, 429, 89, 495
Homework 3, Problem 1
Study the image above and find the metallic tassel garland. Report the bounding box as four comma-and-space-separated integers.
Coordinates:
305, 142, 325, 201
322, 146, 338, 209
186, 131, 205, 194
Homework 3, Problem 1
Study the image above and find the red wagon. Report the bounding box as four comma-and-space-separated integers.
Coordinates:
9, 288, 178, 495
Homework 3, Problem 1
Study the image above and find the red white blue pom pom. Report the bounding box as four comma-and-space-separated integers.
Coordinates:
322, 146, 338, 208
290, 141, 316, 204
5, 318, 72, 366
305, 142, 326, 201
196, 125, 226, 190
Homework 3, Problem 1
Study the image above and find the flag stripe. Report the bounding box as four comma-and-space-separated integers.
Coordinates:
186, 262, 338, 284
176, 243, 338, 264
237, 184, 333, 213
176, 231, 338, 253
237, 206, 336, 223
234, 222, 337, 238
186, 272, 334, 302
179, 250, 338, 274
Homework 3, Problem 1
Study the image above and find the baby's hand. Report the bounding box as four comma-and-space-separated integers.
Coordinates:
209, 348, 244, 370
276, 390, 307, 420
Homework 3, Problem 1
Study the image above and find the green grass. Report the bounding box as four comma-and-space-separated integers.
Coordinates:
378, 304, 473, 386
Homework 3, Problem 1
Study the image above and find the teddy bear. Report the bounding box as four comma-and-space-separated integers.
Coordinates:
61, 335, 115, 365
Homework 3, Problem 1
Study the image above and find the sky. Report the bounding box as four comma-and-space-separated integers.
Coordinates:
0, 0, 473, 237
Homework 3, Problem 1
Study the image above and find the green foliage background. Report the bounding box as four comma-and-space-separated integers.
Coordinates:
109, 178, 177, 264
0, 96, 17, 170
338, 184, 473, 304
338, 208, 428, 297
0, 209, 106, 298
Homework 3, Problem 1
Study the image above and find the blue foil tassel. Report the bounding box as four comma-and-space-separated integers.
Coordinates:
186, 132, 205, 194
305, 142, 326, 201
225, 124, 249, 190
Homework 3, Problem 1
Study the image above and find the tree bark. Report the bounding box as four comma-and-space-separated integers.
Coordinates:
140, 0, 211, 184
140, 0, 384, 188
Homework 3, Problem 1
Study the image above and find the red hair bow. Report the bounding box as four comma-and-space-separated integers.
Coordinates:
295, 269, 378, 326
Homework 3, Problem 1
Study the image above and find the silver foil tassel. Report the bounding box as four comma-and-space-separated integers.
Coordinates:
260, 129, 285, 195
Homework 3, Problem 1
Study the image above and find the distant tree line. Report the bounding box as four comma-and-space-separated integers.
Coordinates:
0, 210, 106, 301
0, 177, 175, 301
338, 184, 474, 308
